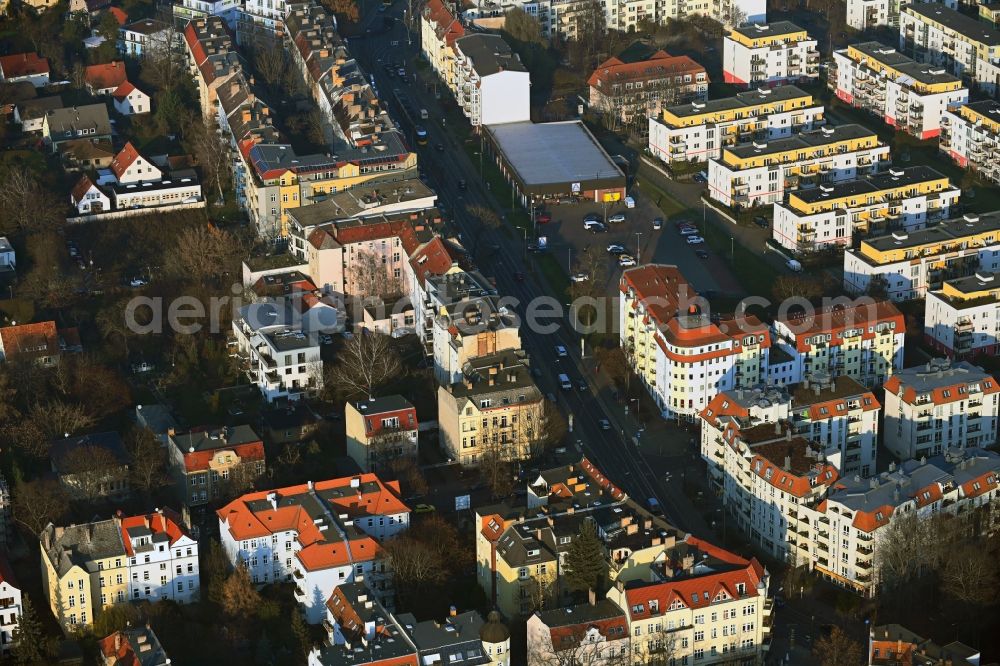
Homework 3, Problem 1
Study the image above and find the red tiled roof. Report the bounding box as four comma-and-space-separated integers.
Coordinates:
588, 51, 708, 88
0, 321, 58, 360
0, 52, 49, 79
778, 300, 905, 352
84, 61, 127, 91
120, 508, 189, 557
700, 392, 751, 429
108, 6, 127, 25
112, 80, 139, 101
98, 632, 141, 666
183, 440, 264, 473
884, 373, 1000, 407
71, 174, 99, 203
623, 537, 765, 620
110, 141, 144, 180
364, 408, 417, 439
409, 236, 458, 285
620, 264, 691, 327
424, 0, 465, 46
852, 505, 894, 532
217, 475, 411, 558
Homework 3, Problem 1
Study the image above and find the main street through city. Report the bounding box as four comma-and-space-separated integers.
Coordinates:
349, 1, 714, 537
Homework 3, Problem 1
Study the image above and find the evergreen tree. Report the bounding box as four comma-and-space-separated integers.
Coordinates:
291, 609, 312, 657
255, 630, 275, 666
12, 595, 53, 665
564, 520, 607, 594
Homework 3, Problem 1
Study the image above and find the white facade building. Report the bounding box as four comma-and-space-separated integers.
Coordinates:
900, 4, 1000, 96
707, 124, 890, 209
883, 359, 1000, 460
232, 302, 324, 403
843, 213, 1000, 301
926, 272, 1000, 358
941, 100, 1000, 183
111, 172, 203, 210
649, 85, 825, 165
121, 510, 200, 604
0, 557, 20, 655
723, 21, 819, 87
831, 42, 968, 140
217, 475, 410, 623
771, 166, 959, 254
453, 34, 530, 127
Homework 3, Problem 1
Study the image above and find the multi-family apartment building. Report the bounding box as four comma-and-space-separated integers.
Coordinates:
429, 274, 521, 384
98, 625, 170, 666
869, 624, 983, 666
166, 425, 266, 507
40, 510, 198, 632
172, 0, 240, 28
723, 21, 819, 87
707, 124, 890, 209
0, 555, 20, 654
620, 264, 773, 420
772, 166, 959, 253
237, 0, 288, 46
527, 598, 630, 666
589, 51, 708, 128
438, 349, 545, 466
422, 0, 465, 89
941, 100, 1000, 183
831, 42, 968, 140
883, 359, 1000, 460
182, 17, 243, 121
452, 34, 530, 127
843, 212, 1000, 301
345, 396, 419, 474
649, 85, 824, 165
604, 536, 772, 665
476, 457, 683, 619
809, 449, 1000, 596
217, 475, 410, 623
900, 4, 1000, 95
702, 374, 880, 484
926, 271, 1000, 358
771, 299, 906, 388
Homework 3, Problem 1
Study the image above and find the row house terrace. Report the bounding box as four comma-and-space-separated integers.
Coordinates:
217, 474, 411, 623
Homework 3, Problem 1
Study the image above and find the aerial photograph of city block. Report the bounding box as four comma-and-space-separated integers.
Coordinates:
0, 0, 998, 662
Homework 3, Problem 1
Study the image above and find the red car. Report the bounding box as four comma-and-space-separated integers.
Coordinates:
536, 212, 552, 224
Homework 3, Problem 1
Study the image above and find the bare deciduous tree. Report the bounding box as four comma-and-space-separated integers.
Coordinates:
57, 444, 128, 502
166, 224, 243, 281
36, 401, 94, 440
12, 479, 69, 536
940, 542, 1000, 606
327, 332, 401, 399
127, 427, 166, 495
0, 168, 64, 236
463, 204, 503, 257
352, 250, 402, 298
812, 626, 864, 666
186, 114, 231, 202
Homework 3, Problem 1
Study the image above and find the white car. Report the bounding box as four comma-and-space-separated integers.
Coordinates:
619, 255, 637, 267
583, 219, 603, 230
129, 278, 148, 287
555, 345, 568, 357
686, 236, 706, 245
679, 226, 700, 235
608, 213, 626, 224
571, 272, 589, 282
653, 218, 663, 230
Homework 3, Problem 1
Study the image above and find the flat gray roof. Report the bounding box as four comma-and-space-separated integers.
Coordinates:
663, 85, 813, 120
905, 4, 1000, 46
725, 124, 877, 160
486, 121, 624, 188
792, 166, 948, 204
732, 20, 808, 39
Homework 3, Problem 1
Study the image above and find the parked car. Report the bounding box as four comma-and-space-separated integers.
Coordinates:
599, 418, 611, 430
696, 250, 710, 259
679, 226, 700, 235
608, 213, 626, 224
583, 213, 602, 224
513, 271, 525, 281
129, 278, 148, 287
587, 222, 608, 233
606, 243, 626, 254
754, 216, 769, 229
536, 212, 552, 224
619, 254, 637, 267
694, 171, 708, 183
583, 218, 603, 230
527, 242, 545, 252
686, 236, 705, 245
414, 504, 436, 514
570, 272, 589, 282
457, 179, 467, 190
577, 379, 587, 391
653, 218, 663, 230
555, 345, 568, 357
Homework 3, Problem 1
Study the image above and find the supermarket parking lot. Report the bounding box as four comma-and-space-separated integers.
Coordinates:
531, 193, 737, 297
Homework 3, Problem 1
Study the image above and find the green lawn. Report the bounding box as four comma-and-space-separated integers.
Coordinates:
634, 174, 686, 218
534, 252, 570, 298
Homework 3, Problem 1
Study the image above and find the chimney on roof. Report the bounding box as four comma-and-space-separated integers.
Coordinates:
588, 588, 597, 606
785, 428, 791, 441
450, 605, 457, 617
784, 456, 791, 471
814, 384, 821, 396
682, 553, 695, 572
167, 427, 175, 437
54, 526, 64, 541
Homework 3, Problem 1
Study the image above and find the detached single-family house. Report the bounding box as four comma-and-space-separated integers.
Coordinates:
0, 53, 49, 87
112, 81, 149, 115
0, 554, 21, 655
0, 237, 14, 273
0, 321, 81, 365
14, 95, 62, 132
70, 174, 111, 215
83, 61, 127, 95
60, 139, 115, 170
49, 431, 131, 501
42, 103, 112, 152
110, 141, 162, 183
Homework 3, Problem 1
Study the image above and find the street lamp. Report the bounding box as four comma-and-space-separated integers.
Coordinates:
634, 232, 642, 262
